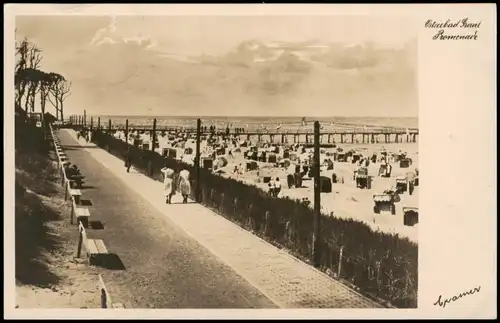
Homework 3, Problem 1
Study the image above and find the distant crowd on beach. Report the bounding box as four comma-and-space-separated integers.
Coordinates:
82, 121, 417, 214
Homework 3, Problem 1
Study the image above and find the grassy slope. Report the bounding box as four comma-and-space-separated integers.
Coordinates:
14, 121, 99, 308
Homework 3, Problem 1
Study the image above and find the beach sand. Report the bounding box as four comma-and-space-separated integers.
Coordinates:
215, 143, 419, 243
111, 130, 419, 243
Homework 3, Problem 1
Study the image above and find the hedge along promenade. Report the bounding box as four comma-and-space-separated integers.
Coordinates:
88, 125, 418, 308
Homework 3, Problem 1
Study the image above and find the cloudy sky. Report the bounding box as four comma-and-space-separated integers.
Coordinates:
15, 15, 418, 117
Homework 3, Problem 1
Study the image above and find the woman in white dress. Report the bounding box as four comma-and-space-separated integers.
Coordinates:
178, 167, 191, 204
161, 163, 175, 204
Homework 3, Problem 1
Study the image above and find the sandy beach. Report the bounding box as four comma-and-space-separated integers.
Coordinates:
107, 127, 419, 243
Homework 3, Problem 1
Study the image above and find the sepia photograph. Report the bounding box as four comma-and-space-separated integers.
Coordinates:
6, 5, 496, 319
12, 14, 419, 310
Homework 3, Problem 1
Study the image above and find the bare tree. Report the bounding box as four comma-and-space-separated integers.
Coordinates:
48, 74, 71, 122
14, 37, 71, 128
39, 71, 52, 117
15, 39, 43, 112
48, 73, 63, 119
25, 45, 43, 113
14, 39, 29, 109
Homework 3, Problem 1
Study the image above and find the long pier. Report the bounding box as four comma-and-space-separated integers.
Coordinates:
73, 115, 419, 145
91, 126, 418, 144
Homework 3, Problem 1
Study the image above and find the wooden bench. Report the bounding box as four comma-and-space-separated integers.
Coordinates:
60, 162, 70, 185
58, 153, 68, 164
59, 157, 69, 167
77, 223, 108, 266
72, 198, 90, 226
69, 188, 82, 204
65, 179, 80, 199
56, 152, 64, 167
65, 179, 73, 200
98, 274, 125, 308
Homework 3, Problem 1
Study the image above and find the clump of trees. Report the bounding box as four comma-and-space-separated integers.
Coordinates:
15, 37, 72, 128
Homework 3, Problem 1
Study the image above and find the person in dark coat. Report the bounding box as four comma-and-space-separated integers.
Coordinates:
125, 147, 133, 173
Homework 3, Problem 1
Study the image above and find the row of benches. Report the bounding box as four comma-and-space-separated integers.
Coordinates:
49, 125, 124, 309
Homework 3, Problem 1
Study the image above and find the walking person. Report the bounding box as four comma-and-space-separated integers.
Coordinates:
125, 147, 133, 173
268, 180, 275, 197
161, 163, 175, 204
178, 166, 191, 204
286, 163, 295, 188
273, 177, 282, 197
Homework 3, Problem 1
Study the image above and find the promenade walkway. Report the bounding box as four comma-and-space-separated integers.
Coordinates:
56, 131, 274, 309
58, 129, 382, 308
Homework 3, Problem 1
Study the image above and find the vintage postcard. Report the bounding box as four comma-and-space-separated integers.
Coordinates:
4, 4, 496, 320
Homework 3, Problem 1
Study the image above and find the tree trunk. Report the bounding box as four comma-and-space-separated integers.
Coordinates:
30, 94, 36, 113
17, 83, 27, 112
24, 89, 30, 112
59, 100, 64, 122
27, 86, 35, 113
27, 85, 35, 113
41, 93, 47, 140
54, 98, 59, 120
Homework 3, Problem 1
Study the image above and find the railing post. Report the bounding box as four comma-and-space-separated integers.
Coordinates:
76, 226, 83, 258
149, 119, 157, 177
125, 119, 129, 145
83, 110, 86, 129
151, 118, 157, 153
97, 117, 101, 131
108, 119, 112, 152
312, 121, 321, 267
70, 199, 74, 224
195, 119, 201, 203
101, 289, 107, 308
337, 246, 344, 277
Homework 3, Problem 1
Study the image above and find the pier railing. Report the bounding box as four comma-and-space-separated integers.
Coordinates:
68, 114, 418, 145
72, 114, 418, 309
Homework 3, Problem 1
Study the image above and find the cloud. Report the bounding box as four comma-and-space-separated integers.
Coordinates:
88, 16, 158, 51
15, 15, 417, 117
62, 39, 416, 117
89, 16, 117, 45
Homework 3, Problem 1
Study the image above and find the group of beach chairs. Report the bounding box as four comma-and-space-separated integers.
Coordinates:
371, 168, 419, 227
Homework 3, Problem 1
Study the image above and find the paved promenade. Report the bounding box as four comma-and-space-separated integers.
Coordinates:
56, 131, 274, 309
58, 129, 382, 308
